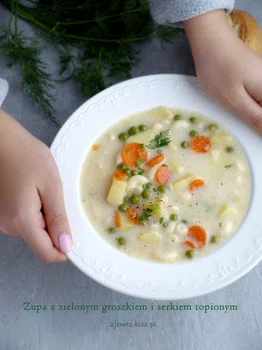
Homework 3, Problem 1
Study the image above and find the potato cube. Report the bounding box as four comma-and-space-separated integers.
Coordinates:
138, 231, 161, 243
107, 178, 127, 205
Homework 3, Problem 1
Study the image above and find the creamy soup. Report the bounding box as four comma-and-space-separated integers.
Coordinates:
80, 107, 252, 263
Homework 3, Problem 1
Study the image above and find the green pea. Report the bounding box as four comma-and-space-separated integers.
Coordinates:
208, 124, 219, 133
190, 117, 197, 123
145, 183, 153, 190
117, 237, 126, 246
123, 196, 129, 203
124, 168, 131, 176
170, 214, 178, 221
131, 194, 141, 204
185, 250, 194, 259
163, 222, 168, 228
226, 146, 234, 153
181, 141, 188, 148
128, 126, 138, 136
211, 235, 218, 243
108, 227, 115, 233
131, 170, 138, 176
119, 203, 129, 212
142, 190, 151, 199
174, 114, 181, 121
158, 185, 166, 193
117, 163, 126, 170
189, 130, 198, 137
118, 133, 128, 141
182, 219, 188, 224
139, 124, 147, 132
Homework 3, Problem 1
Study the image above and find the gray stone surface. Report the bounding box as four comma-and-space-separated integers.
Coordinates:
1, 1, 262, 350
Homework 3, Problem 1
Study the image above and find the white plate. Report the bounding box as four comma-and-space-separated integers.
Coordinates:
51, 74, 262, 300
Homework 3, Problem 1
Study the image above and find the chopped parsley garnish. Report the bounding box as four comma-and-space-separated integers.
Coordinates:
149, 204, 160, 211
146, 130, 171, 150
224, 164, 232, 170
136, 160, 145, 167
137, 167, 145, 175
139, 209, 153, 224
140, 144, 144, 148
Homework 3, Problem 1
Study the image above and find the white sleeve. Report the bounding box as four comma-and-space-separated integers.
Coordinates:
149, 0, 235, 25
0, 78, 9, 107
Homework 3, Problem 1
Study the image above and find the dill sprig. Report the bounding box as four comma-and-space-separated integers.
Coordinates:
1, 0, 184, 123
146, 130, 171, 150
0, 26, 57, 124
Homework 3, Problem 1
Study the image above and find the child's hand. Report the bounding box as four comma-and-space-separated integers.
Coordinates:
185, 10, 262, 135
0, 109, 72, 263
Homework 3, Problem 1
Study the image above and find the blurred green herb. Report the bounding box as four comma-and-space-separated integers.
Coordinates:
0, 0, 183, 124
139, 208, 152, 224
224, 164, 232, 170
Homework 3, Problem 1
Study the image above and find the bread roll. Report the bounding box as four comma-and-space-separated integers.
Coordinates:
227, 9, 262, 54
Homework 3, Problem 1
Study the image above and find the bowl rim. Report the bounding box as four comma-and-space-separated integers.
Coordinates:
50, 74, 262, 300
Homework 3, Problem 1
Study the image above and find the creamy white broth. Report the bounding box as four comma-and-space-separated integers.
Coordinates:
80, 107, 252, 263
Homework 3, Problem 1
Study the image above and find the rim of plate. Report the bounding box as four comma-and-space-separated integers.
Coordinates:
50, 74, 262, 300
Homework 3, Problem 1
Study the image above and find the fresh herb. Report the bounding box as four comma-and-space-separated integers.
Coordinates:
1, 0, 183, 123
137, 167, 145, 175
146, 130, 171, 150
157, 149, 163, 154
224, 164, 232, 170
136, 160, 145, 167
159, 217, 165, 224
226, 146, 234, 153
140, 144, 144, 148
138, 208, 153, 224
0, 26, 57, 124
211, 235, 218, 243
149, 204, 160, 211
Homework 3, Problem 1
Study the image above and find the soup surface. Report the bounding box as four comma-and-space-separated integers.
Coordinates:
80, 107, 252, 263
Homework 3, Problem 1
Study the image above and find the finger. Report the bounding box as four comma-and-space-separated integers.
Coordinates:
23, 225, 68, 264
228, 88, 262, 135
37, 211, 46, 230
38, 171, 72, 254
244, 73, 262, 103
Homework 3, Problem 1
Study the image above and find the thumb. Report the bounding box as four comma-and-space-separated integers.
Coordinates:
39, 175, 72, 254
233, 89, 262, 135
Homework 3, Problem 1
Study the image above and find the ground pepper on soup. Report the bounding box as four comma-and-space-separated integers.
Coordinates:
80, 107, 252, 263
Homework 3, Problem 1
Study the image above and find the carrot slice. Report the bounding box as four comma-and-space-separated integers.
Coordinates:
191, 136, 211, 153
185, 225, 207, 249
155, 166, 171, 184
184, 240, 195, 249
127, 206, 142, 225
121, 143, 148, 168
146, 154, 164, 167
190, 179, 205, 191
115, 212, 121, 228
114, 169, 127, 181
